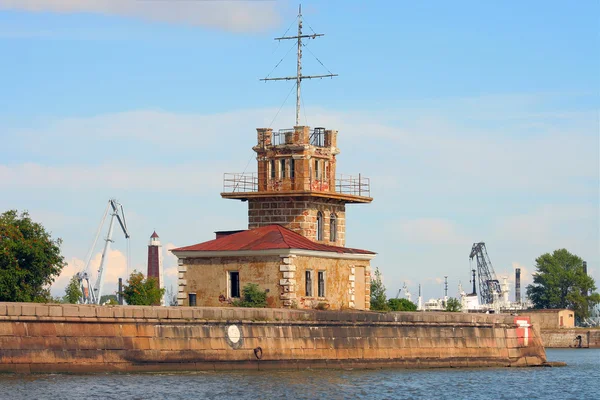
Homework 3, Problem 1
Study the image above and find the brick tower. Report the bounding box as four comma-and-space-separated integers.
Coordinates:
147, 231, 165, 305
221, 126, 371, 246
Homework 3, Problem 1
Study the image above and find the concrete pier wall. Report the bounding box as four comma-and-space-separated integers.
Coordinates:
541, 329, 600, 348
0, 303, 546, 373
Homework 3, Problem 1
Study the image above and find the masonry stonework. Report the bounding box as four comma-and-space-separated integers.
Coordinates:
0, 303, 547, 373
248, 198, 346, 246
178, 252, 371, 310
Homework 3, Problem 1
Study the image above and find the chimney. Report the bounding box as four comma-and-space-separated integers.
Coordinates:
515, 268, 521, 303
215, 230, 246, 239
471, 269, 477, 295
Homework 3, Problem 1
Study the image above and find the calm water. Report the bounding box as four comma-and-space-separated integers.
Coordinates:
0, 349, 598, 400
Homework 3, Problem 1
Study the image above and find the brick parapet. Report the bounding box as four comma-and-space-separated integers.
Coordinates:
0, 302, 518, 325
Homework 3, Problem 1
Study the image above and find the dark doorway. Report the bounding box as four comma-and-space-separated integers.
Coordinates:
229, 271, 240, 298
188, 293, 197, 307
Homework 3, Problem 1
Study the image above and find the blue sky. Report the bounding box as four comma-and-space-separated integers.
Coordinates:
0, 0, 598, 301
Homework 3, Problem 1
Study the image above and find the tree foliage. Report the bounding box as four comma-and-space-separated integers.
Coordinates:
526, 249, 600, 319
444, 297, 461, 312
370, 267, 389, 311
0, 210, 66, 302
122, 271, 165, 306
100, 294, 118, 305
388, 298, 417, 311
233, 283, 268, 308
64, 276, 82, 304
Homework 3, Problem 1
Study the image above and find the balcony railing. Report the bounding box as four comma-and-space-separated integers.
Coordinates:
336, 174, 370, 197
222, 173, 370, 198
223, 173, 258, 193
271, 128, 327, 147
272, 129, 294, 146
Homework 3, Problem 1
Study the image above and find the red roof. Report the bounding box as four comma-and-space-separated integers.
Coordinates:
171, 225, 375, 255
150, 231, 159, 238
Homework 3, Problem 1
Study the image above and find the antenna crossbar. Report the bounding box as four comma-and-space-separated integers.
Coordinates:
261, 4, 337, 127
274, 33, 323, 40
261, 74, 338, 82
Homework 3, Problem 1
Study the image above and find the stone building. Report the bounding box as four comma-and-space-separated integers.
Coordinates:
519, 309, 575, 329
172, 125, 375, 310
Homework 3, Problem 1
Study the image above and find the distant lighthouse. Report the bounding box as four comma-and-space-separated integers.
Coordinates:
147, 231, 164, 306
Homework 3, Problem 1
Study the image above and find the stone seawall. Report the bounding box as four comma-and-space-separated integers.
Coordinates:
0, 303, 546, 373
541, 329, 600, 348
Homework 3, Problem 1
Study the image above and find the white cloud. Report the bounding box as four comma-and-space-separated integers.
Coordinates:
51, 256, 84, 297
0, 162, 224, 192
0, 0, 281, 32
51, 249, 130, 297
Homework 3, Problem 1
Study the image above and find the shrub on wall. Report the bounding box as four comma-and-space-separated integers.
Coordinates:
445, 297, 461, 312
233, 283, 268, 308
123, 271, 165, 306
388, 298, 417, 311
314, 302, 330, 310
370, 267, 389, 311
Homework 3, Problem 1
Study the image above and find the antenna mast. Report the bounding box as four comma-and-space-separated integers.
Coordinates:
261, 4, 338, 126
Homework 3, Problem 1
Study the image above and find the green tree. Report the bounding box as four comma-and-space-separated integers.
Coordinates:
526, 249, 600, 319
122, 271, 165, 306
370, 267, 389, 311
445, 297, 461, 312
388, 297, 417, 311
233, 283, 268, 308
64, 275, 82, 304
0, 210, 66, 302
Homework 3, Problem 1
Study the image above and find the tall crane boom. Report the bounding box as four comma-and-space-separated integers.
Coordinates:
92, 199, 130, 304
469, 242, 501, 305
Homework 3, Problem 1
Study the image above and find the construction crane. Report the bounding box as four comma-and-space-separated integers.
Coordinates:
77, 199, 130, 304
469, 242, 501, 306
395, 282, 412, 302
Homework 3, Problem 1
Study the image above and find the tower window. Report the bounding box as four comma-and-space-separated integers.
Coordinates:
318, 271, 326, 297
305, 270, 313, 296
317, 211, 324, 241
290, 159, 295, 178
270, 160, 275, 179
228, 271, 240, 298
280, 159, 286, 179
330, 213, 337, 242
315, 160, 320, 180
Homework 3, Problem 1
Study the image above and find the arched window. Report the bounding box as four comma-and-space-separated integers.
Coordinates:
316, 211, 324, 241
330, 213, 337, 242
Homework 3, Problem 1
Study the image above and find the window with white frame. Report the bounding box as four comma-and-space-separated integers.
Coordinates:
305, 270, 313, 296
315, 159, 321, 179
318, 271, 326, 297
280, 159, 286, 179
330, 213, 337, 242
317, 211, 324, 241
